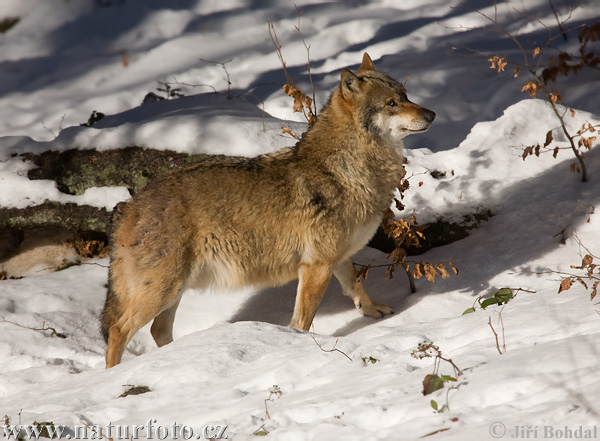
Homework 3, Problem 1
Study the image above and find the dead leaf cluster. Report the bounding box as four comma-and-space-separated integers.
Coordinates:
541, 23, 600, 84
474, 5, 597, 182
411, 341, 462, 379
488, 55, 508, 72
71, 238, 109, 258
268, 8, 318, 138
282, 83, 316, 127
558, 254, 599, 300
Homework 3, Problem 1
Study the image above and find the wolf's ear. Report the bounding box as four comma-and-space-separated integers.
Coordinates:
357, 52, 375, 74
340, 69, 360, 100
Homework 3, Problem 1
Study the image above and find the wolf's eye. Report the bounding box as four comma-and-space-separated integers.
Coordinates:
387, 100, 397, 107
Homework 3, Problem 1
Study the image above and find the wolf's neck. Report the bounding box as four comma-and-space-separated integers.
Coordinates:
300, 93, 405, 165
294, 93, 406, 212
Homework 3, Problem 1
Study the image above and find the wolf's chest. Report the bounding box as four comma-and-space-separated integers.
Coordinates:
347, 216, 382, 258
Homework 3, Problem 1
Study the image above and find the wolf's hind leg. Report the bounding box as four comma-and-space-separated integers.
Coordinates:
150, 295, 183, 347
104, 268, 185, 368
289, 262, 332, 330
333, 259, 393, 319
105, 299, 160, 369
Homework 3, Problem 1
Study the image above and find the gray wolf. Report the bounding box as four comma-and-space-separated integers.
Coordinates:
101, 53, 435, 368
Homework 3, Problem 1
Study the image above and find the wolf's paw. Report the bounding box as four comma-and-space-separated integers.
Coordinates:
359, 300, 393, 319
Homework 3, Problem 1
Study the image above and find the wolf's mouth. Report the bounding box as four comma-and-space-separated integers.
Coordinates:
408, 126, 430, 133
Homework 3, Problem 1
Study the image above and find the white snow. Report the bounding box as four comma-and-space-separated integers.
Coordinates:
1, 0, 600, 440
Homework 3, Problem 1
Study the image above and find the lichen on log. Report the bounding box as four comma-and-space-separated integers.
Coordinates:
0, 201, 112, 233
22, 147, 209, 195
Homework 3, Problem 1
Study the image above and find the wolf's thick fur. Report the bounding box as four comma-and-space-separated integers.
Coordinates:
101, 53, 435, 368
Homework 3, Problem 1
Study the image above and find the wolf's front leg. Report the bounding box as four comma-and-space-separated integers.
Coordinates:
289, 262, 333, 330
333, 259, 393, 319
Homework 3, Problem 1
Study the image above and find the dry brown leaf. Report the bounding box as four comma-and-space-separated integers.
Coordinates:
281, 127, 299, 139
544, 130, 553, 147
582, 254, 594, 266
385, 264, 395, 280
523, 145, 534, 160
449, 262, 459, 275
389, 247, 407, 264
521, 81, 537, 97
356, 264, 371, 281
558, 278, 572, 293
424, 262, 436, 283
413, 263, 424, 280
576, 277, 589, 289
435, 263, 450, 279
422, 374, 444, 396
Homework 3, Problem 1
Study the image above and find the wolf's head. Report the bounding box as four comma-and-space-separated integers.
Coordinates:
339, 53, 435, 146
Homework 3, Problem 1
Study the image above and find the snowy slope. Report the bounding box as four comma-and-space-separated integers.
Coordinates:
1, 1, 600, 440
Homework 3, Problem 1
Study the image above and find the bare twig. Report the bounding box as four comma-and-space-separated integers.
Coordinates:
573, 230, 598, 259
294, 4, 318, 120
264, 385, 282, 420
516, 228, 599, 300
310, 327, 352, 361
268, 20, 294, 86
268, 17, 317, 128
82, 261, 110, 268
41, 113, 66, 138
548, 0, 568, 41
35, 261, 109, 274
0, 317, 67, 338
199, 58, 233, 97
451, 1, 591, 181
488, 311, 506, 355
79, 421, 114, 440
575, 201, 596, 224
402, 262, 417, 293
239, 87, 267, 132
171, 76, 219, 94
252, 424, 269, 436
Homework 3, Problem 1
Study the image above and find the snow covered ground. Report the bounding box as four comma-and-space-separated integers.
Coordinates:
1, 0, 600, 440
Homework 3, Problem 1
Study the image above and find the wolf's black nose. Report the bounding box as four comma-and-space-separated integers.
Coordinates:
424, 109, 436, 123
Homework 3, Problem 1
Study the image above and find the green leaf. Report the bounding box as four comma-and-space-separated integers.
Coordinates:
440, 375, 457, 382
462, 307, 475, 315
119, 385, 151, 398
494, 288, 514, 304
33, 422, 56, 439
480, 298, 499, 309
431, 400, 438, 411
